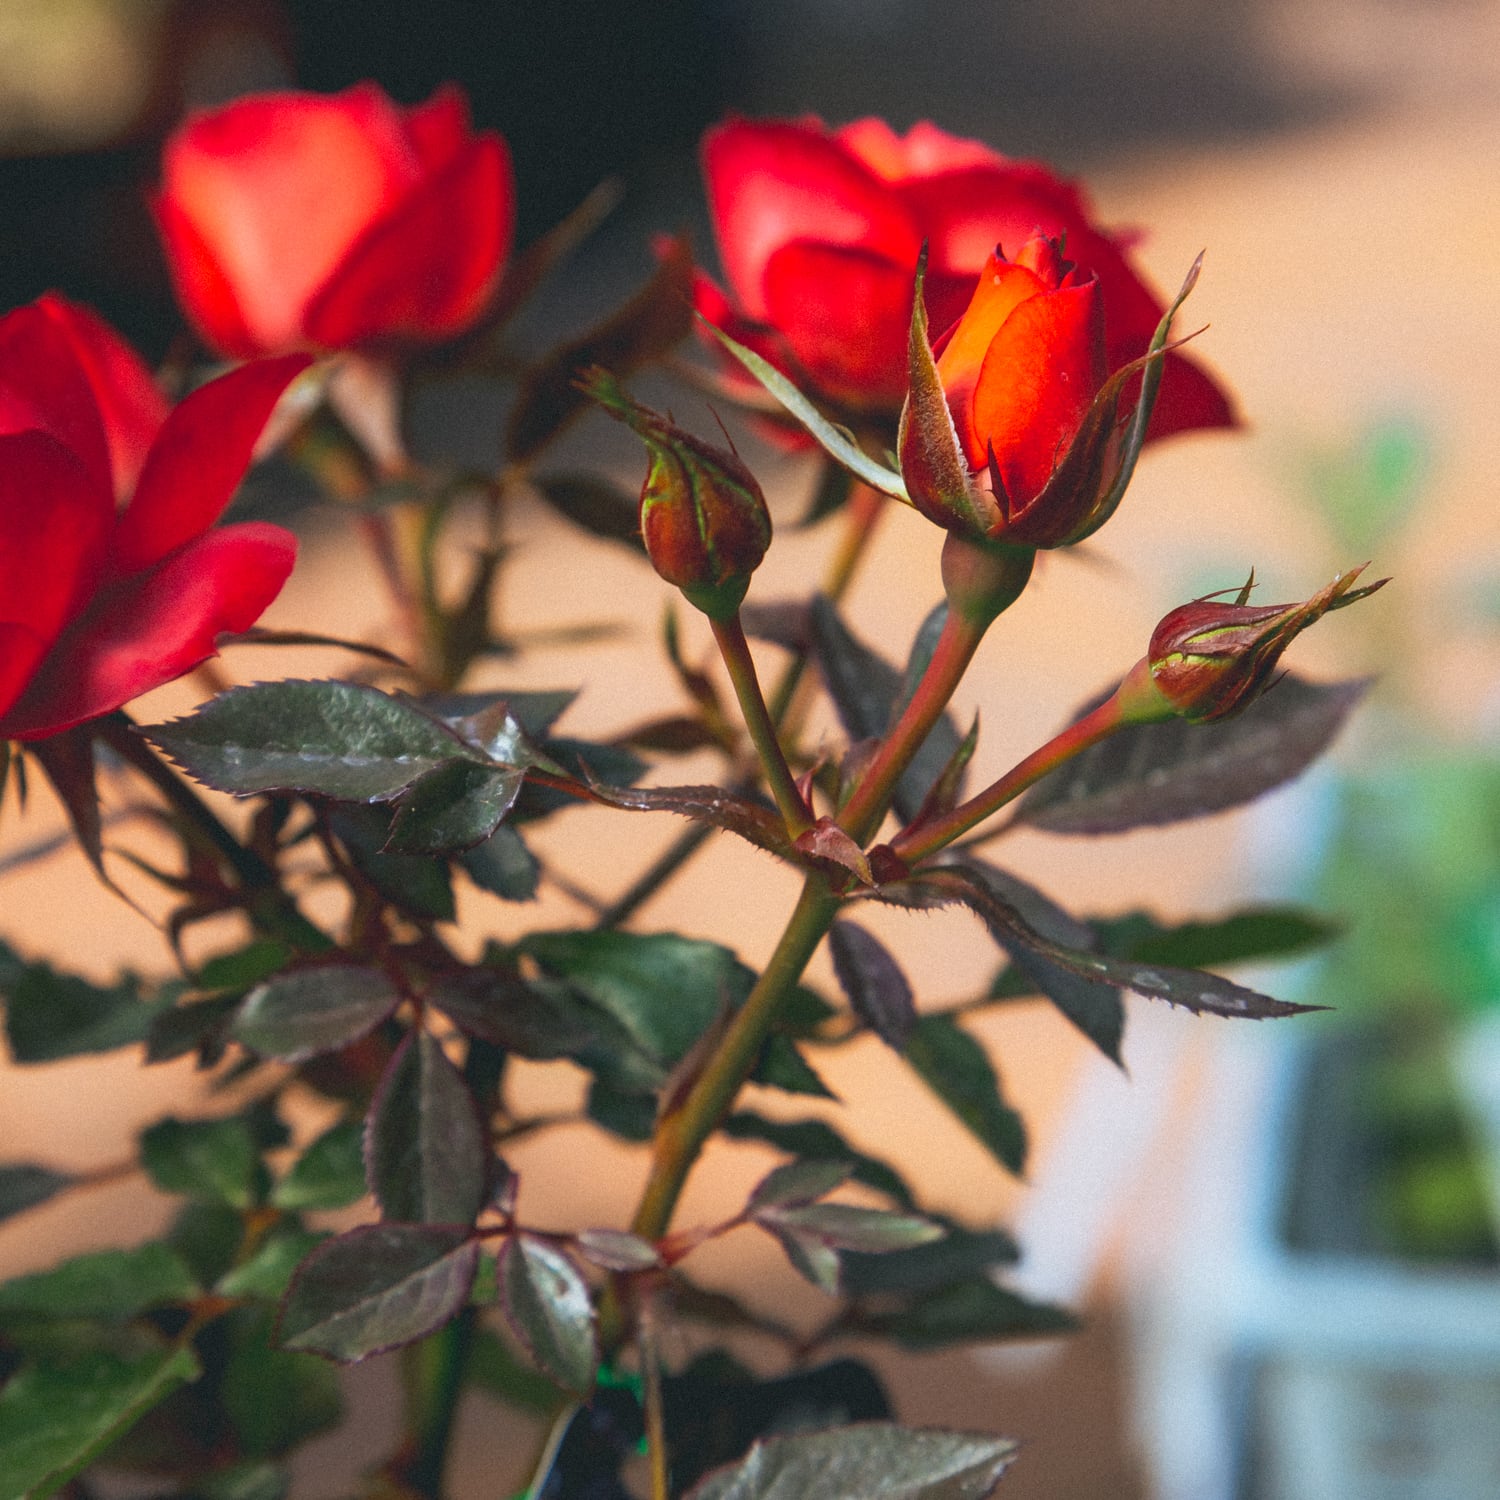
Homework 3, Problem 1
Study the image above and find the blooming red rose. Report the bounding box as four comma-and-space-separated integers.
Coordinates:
0, 295, 308, 740
155, 83, 513, 358
699, 114, 1231, 435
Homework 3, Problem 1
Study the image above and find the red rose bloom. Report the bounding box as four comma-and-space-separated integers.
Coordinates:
700, 114, 1231, 435
155, 83, 513, 358
0, 295, 308, 740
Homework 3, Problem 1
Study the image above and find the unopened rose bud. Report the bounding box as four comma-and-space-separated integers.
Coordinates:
1141, 565, 1387, 723
583, 369, 771, 619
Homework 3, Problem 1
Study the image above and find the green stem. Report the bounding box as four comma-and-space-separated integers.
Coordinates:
710, 613, 811, 837
97, 714, 329, 952
837, 606, 990, 845
631, 874, 841, 1242
404, 1309, 477, 1498
641, 1299, 671, 1500
889, 659, 1160, 865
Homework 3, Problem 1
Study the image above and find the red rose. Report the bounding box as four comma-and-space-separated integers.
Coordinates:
0, 295, 308, 740
700, 114, 1231, 435
155, 83, 513, 358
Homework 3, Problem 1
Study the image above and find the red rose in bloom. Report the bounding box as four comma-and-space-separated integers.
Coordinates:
155, 83, 513, 358
700, 114, 1231, 435
0, 295, 308, 740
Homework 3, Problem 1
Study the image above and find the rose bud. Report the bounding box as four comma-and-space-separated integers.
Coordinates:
1143, 566, 1388, 723
155, 83, 513, 358
698, 113, 1233, 433
0, 295, 308, 740
583, 371, 771, 619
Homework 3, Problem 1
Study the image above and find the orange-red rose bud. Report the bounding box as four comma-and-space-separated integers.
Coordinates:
932, 234, 1118, 546
1145, 566, 1387, 722
584, 371, 771, 619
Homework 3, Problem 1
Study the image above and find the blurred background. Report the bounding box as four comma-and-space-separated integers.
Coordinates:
2, 1, 1499, 1496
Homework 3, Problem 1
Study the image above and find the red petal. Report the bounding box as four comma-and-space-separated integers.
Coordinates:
4, 522, 296, 740
1146, 349, 1238, 440
158, 86, 420, 353
0, 303, 112, 497
304, 134, 513, 348
838, 118, 1004, 181
37, 294, 169, 498
702, 116, 920, 322
403, 84, 471, 170
112, 354, 310, 572
152, 191, 260, 358
970, 281, 1106, 499
936, 252, 1050, 420
761, 239, 917, 410
0, 431, 114, 722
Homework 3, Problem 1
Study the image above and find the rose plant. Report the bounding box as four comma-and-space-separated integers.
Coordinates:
0, 88, 1383, 1500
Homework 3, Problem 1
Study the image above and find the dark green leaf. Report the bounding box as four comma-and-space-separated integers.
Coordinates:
277, 1224, 478, 1362
0, 1346, 201, 1500
586, 1079, 656, 1140
222, 1304, 341, 1459
953, 862, 1123, 1063
0, 1244, 199, 1323
840, 1222, 1019, 1297
423, 688, 578, 740
0, 944, 167, 1062
385, 763, 525, 855
1092, 906, 1338, 968
575, 780, 793, 859
233, 964, 401, 1063
146, 994, 241, 1066
913, 866, 1322, 1022
754, 1034, 836, 1098
0, 1165, 72, 1224
329, 806, 455, 922
466, 1324, 560, 1412
272, 1119, 368, 1211
829, 921, 916, 1051
460, 822, 541, 900
197, 940, 294, 991
1016, 675, 1371, 834
168, 1202, 245, 1288
747, 1159, 854, 1213
904, 1016, 1027, 1176
521, 929, 745, 1069
217, 1228, 327, 1300
723, 1113, 915, 1209
853, 1279, 1077, 1351
198, 1462, 290, 1500
141, 1117, 265, 1209
366, 1033, 487, 1225
685, 1421, 1016, 1500
809, 598, 961, 823
498, 1235, 598, 1395
758, 1204, 942, 1256
27, 727, 106, 887
143, 680, 476, 802
426, 969, 593, 1057
573, 1229, 661, 1272
532, 471, 646, 550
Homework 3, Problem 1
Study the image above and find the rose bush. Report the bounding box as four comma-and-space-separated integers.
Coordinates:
700, 113, 1232, 435
155, 83, 513, 358
0, 295, 307, 739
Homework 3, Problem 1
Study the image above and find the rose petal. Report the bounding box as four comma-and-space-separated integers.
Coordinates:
0, 622, 49, 729
703, 116, 921, 321
37, 294, 169, 498
304, 135, 513, 348
4, 522, 296, 740
403, 84, 471, 170
0, 303, 113, 498
151, 191, 260, 359
761, 239, 918, 411
0, 430, 113, 720
970, 280, 1105, 497
112, 354, 310, 572
936, 252, 1050, 418
160, 86, 420, 353
838, 118, 1004, 181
